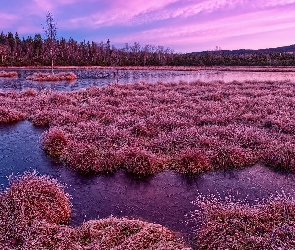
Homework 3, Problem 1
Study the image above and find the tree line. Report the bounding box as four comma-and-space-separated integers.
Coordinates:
0, 31, 295, 67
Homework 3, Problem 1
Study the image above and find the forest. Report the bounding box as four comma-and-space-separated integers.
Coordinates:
0, 31, 295, 67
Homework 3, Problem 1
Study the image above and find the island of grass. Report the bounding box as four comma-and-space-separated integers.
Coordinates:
26, 72, 77, 81
0, 71, 18, 77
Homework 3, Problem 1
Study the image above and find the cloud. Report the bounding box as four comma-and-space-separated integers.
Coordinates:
110, 6, 295, 48
0, 13, 19, 29
1, 0, 295, 52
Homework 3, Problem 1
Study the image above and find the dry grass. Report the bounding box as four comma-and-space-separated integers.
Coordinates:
0, 173, 190, 249
26, 72, 77, 81
0, 71, 18, 77
1, 80, 295, 176
192, 193, 295, 249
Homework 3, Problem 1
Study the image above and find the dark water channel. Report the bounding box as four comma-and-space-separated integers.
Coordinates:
1, 121, 295, 245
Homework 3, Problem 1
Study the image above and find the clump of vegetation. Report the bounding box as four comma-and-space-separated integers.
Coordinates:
77, 217, 189, 250
26, 72, 77, 81
42, 128, 69, 157
0, 106, 26, 123
1, 80, 295, 176
0, 172, 71, 247
0, 71, 18, 77
192, 193, 295, 249
0, 172, 190, 249
120, 147, 163, 177
263, 144, 295, 172
172, 149, 212, 175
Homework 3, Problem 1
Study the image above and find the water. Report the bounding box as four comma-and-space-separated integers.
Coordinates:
0, 69, 199, 92
1, 68, 295, 92
1, 120, 295, 245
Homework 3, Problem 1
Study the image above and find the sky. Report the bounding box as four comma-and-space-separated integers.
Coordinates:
0, 0, 295, 53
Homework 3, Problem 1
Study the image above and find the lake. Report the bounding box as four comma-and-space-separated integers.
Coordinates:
1, 68, 295, 92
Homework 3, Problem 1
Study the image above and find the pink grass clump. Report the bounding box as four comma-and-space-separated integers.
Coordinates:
192, 193, 295, 249
42, 128, 69, 157
61, 142, 121, 174
210, 146, 254, 169
172, 149, 212, 175
29, 110, 53, 126
26, 72, 77, 81
0, 172, 71, 247
120, 148, 164, 177
263, 143, 295, 171
0, 71, 18, 77
0, 106, 26, 123
3, 80, 295, 175
77, 217, 189, 250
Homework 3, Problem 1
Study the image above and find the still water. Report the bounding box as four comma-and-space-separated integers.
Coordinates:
1, 68, 295, 92
1, 120, 295, 244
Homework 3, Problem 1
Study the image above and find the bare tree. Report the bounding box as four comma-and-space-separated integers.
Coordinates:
43, 12, 57, 74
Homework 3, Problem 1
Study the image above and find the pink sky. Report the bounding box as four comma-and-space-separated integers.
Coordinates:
0, 0, 295, 52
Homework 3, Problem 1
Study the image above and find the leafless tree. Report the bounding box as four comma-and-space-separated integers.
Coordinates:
43, 12, 57, 74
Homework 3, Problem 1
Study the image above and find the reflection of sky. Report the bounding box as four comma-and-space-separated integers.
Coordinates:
1, 1, 295, 52
1, 69, 295, 92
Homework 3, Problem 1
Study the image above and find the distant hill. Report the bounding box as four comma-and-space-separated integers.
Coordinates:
192, 44, 295, 55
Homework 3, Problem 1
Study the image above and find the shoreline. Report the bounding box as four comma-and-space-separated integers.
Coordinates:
1, 65, 295, 72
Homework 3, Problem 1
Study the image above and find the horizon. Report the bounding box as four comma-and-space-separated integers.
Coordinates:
0, 1, 295, 53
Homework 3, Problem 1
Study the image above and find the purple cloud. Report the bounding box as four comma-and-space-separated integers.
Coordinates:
0, 0, 294, 52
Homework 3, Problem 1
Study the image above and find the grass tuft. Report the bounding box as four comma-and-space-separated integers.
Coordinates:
192, 193, 295, 249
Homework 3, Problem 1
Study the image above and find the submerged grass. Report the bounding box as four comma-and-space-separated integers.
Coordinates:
1, 80, 295, 176
0, 172, 190, 249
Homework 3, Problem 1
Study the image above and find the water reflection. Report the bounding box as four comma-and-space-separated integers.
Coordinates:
1, 120, 295, 243
1, 69, 295, 92
0, 69, 198, 92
